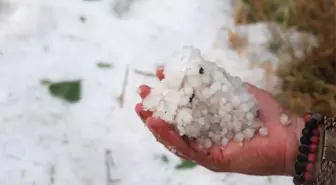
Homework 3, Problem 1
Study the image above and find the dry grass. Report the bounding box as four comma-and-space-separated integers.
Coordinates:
234, 0, 295, 31
228, 30, 249, 54
234, 0, 336, 116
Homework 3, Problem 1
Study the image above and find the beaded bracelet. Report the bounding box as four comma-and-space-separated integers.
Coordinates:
293, 112, 323, 185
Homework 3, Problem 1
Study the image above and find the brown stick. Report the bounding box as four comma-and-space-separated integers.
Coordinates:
116, 65, 130, 108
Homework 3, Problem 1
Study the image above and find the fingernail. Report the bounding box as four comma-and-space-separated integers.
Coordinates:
156, 67, 165, 80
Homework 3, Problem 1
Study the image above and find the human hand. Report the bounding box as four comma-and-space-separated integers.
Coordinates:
135, 67, 304, 176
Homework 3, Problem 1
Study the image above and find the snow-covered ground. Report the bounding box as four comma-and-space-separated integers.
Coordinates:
0, 0, 293, 184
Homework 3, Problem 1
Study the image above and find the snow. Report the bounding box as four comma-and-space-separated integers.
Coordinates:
0, 0, 292, 185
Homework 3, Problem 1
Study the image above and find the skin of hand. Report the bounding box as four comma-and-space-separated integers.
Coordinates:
135, 67, 305, 176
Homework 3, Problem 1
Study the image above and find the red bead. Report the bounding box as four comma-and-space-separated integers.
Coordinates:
306, 163, 314, 172
304, 112, 312, 121
308, 153, 316, 162
304, 172, 313, 181
311, 136, 319, 144
312, 129, 320, 136
309, 144, 318, 153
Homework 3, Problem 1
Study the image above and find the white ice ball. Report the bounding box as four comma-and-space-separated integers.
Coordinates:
259, 127, 268, 136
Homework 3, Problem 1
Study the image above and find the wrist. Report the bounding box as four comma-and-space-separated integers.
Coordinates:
284, 115, 305, 176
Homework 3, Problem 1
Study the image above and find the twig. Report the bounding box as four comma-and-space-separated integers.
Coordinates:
133, 69, 156, 77
49, 164, 55, 185
105, 149, 120, 185
97, 62, 114, 69
116, 65, 129, 108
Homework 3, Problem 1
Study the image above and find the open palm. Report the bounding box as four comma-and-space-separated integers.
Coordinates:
135, 67, 304, 176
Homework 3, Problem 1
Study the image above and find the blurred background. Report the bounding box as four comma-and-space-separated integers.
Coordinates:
0, 0, 334, 184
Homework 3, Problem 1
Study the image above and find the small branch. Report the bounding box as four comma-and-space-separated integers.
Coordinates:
105, 149, 120, 185
116, 65, 130, 108
49, 164, 55, 185
133, 68, 156, 77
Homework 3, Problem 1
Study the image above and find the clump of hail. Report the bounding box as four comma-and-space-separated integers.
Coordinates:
143, 46, 269, 148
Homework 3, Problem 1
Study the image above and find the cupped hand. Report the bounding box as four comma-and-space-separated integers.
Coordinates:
135, 67, 304, 176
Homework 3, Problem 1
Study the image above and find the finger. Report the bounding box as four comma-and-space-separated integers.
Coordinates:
209, 145, 227, 164
187, 140, 223, 171
156, 67, 164, 80
188, 140, 206, 153
146, 117, 196, 159
246, 83, 283, 123
135, 103, 152, 122
138, 85, 151, 99
146, 117, 222, 169
246, 83, 274, 102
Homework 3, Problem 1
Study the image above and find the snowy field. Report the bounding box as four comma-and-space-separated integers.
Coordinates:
0, 0, 293, 184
